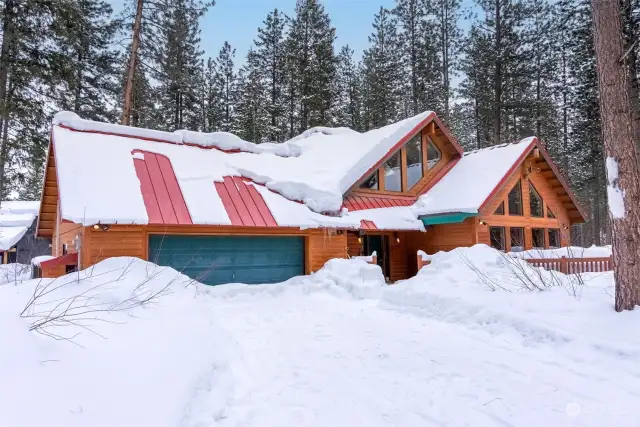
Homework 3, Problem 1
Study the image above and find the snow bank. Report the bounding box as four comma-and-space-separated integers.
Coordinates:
204, 258, 386, 301
0, 257, 233, 427
0, 263, 31, 285
382, 245, 640, 359
511, 245, 612, 259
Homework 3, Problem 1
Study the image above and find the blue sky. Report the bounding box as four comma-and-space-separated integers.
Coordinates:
110, 0, 396, 62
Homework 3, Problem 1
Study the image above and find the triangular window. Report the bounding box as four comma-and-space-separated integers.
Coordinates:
426, 139, 441, 169
529, 183, 543, 217
508, 180, 523, 216
360, 170, 379, 190
547, 206, 556, 218
494, 201, 505, 215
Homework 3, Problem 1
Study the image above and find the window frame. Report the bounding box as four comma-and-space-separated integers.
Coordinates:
509, 226, 525, 252
508, 180, 524, 216
494, 201, 505, 215
548, 228, 560, 248
355, 129, 444, 193
489, 226, 506, 251
532, 228, 546, 249
529, 182, 544, 218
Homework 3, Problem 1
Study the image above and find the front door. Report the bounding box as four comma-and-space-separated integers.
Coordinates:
363, 235, 390, 279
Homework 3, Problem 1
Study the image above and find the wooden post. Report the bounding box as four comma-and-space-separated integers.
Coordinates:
560, 256, 568, 274
371, 253, 377, 266
1, 251, 6, 264
417, 253, 424, 271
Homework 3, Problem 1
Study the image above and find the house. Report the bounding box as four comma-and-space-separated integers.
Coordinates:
0, 201, 51, 264
36, 111, 585, 284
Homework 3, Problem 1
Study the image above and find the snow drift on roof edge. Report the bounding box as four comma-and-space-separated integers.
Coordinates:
52, 111, 434, 216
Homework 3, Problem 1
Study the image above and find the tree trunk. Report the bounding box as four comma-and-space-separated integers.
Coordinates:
622, 0, 640, 156
493, 0, 502, 145
121, 0, 144, 126
592, 0, 640, 311
0, 0, 16, 195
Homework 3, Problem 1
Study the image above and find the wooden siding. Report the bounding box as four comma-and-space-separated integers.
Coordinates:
81, 225, 146, 268
478, 159, 572, 249
307, 230, 348, 273
346, 231, 362, 257
56, 222, 83, 257
405, 231, 430, 276
389, 232, 408, 281
38, 145, 58, 238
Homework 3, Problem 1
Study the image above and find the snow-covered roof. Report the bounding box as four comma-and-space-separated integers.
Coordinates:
414, 138, 536, 216
0, 201, 39, 250
51, 111, 435, 230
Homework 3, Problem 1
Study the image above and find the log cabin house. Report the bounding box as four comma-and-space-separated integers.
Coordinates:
37, 111, 585, 283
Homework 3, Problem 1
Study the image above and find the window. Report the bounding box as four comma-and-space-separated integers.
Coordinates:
508, 180, 523, 216
532, 228, 545, 248
426, 139, 441, 169
383, 151, 402, 191
360, 171, 379, 190
547, 207, 556, 218
406, 134, 423, 188
548, 228, 560, 248
529, 183, 543, 217
510, 227, 525, 252
490, 227, 506, 251
494, 201, 505, 215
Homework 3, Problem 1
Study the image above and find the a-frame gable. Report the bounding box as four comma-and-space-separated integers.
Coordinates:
347, 113, 464, 199
478, 138, 586, 224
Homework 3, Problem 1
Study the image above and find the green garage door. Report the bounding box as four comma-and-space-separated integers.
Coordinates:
148, 235, 304, 285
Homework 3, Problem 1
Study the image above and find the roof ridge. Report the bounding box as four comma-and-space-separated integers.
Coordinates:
462, 137, 535, 157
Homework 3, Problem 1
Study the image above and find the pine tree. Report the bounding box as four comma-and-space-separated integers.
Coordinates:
433, 0, 462, 123
394, 0, 443, 116
234, 50, 269, 142
214, 41, 237, 132
253, 9, 287, 141
286, 0, 337, 130
362, 7, 402, 128
154, 0, 208, 131
334, 45, 362, 130
49, 0, 120, 122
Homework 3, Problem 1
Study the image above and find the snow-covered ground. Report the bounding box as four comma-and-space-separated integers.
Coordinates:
1, 247, 639, 427
0, 263, 31, 285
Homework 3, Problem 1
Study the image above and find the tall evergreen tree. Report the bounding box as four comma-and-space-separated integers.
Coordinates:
154, 0, 207, 131
214, 41, 237, 132
362, 7, 402, 128
234, 50, 269, 142
49, 0, 120, 122
286, 0, 337, 131
334, 45, 362, 130
253, 9, 287, 141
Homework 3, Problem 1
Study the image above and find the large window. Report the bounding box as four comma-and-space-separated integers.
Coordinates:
356, 129, 445, 192
490, 227, 506, 251
383, 151, 402, 192
360, 171, 379, 190
548, 229, 560, 248
406, 134, 423, 188
426, 139, 441, 169
510, 227, 525, 252
529, 183, 543, 217
532, 228, 545, 248
508, 180, 523, 216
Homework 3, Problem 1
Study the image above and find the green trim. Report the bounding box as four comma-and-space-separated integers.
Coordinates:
419, 212, 477, 226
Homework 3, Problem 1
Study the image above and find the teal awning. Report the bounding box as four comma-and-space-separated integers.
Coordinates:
419, 212, 477, 226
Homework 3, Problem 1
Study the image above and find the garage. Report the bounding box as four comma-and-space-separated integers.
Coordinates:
148, 235, 305, 285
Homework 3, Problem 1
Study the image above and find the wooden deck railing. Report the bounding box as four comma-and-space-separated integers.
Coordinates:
524, 256, 613, 274
415, 251, 613, 275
